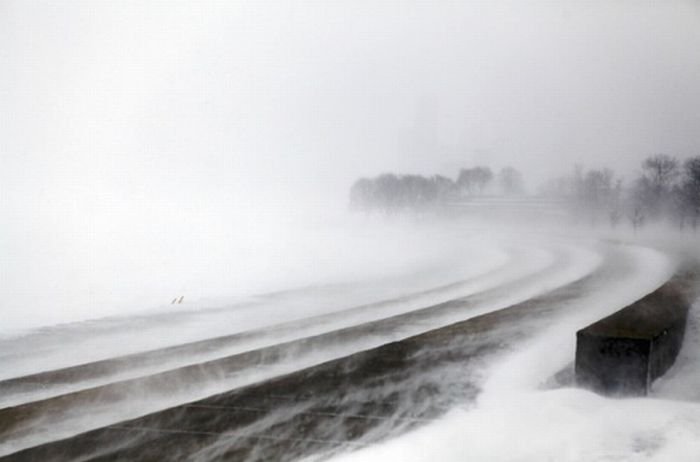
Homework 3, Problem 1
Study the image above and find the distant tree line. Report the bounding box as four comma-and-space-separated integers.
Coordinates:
540, 154, 700, 231
349, 165, 524, 213
349, 174, 454, 213
350, 154, 700, 231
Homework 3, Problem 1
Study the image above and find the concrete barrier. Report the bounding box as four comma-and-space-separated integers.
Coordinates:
575, 277, 693, 396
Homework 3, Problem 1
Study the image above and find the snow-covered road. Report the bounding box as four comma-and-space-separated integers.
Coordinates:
0, 232, 696, 461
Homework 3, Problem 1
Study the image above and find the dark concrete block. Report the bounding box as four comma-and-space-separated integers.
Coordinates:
575, 281, 691, 396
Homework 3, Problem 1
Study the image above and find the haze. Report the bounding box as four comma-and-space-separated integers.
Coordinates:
3, 0, 700, 331
2, 2, 700, 461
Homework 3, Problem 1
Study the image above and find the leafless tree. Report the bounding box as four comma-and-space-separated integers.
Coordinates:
457, 166, 493, 196
638, 154, 680, 218
642, 154, 680, 193
629, 205, 646, 233
499, 166, 524, 196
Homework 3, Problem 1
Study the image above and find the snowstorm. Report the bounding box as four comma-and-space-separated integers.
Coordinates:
2, 1, 700, 461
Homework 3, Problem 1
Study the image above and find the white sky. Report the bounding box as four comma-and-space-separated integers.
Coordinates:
3, 1, 700, 201
1, 0, 700, 324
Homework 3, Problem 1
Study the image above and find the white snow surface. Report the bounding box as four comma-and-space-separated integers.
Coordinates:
327, 246, 700, 462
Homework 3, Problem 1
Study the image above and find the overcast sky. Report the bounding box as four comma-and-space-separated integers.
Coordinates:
2, 1, 700, 321
3, 1, 700, 204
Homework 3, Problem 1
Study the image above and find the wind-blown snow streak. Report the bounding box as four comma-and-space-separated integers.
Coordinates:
328, 246, 699, 462
0, 237, 601, 456
0, 233, 508, 380
0, 241, 519, 407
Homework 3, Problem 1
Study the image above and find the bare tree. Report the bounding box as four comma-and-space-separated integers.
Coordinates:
472, 166, 493, 194
562, 166, 622, 227
457, 166, 493, 196
581, 168, 615, 225
349, 178, 375, 212
456, 168, 475, 196
431, 174, 456, 202
642, 154, 680, 193
638, 154, 680, 219
499, 166, 524, 196
609, 208, 622, 228
349, 172, 456, 213
629, 205, 646, 233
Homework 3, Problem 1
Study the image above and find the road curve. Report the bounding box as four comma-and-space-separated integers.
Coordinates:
0, 239, 607, 459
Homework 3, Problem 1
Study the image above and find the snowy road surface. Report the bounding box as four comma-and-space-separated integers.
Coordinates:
0, 233, 697, 462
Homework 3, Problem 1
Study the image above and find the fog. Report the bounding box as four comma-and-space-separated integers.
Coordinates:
3, 1, 700, 329
2, 1, 700, 461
